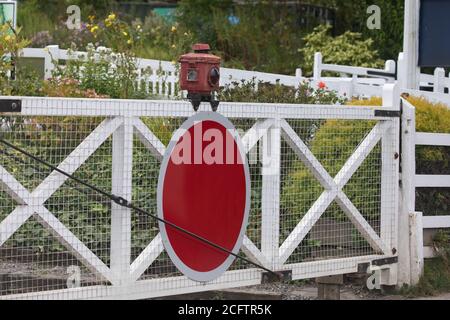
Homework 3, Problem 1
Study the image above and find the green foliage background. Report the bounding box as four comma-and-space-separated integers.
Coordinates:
15, 0, 399, 75
299, 24, 385, 76
308, 0, 404, 61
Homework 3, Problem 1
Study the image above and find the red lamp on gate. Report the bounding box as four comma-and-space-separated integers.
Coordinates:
179, 44, 221, 112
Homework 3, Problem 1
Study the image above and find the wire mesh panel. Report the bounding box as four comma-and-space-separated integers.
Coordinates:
0, 116, 112, 296
280, 119, 382, 263
0, 98, 399, 299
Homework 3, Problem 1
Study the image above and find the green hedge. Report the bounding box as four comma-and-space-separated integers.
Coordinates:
410, 96, 450, 216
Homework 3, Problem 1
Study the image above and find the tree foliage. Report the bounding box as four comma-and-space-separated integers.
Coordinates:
176, 0, 321, 74
300, 24, 384, 76
308, 0, 404, 60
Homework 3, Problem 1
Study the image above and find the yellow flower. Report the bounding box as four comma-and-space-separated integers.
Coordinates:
88, 15, 96, 23
171, 26, 177, 33
171, 44, 176, 49
127, 39, 133, 45
122, 31, 128, 37
105, 13, 116, 27
4, 35, 11, 42
184, 32, 189, 36
90, 26, 99, 34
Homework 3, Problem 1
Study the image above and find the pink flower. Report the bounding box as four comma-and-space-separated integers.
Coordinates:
318, 81, 326, 89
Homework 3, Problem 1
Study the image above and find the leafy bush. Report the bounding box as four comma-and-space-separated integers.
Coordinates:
8, 11, 184, 100
21, 4, 194, 63
48, 13, 156, 100
135, 14, 196, 62
0, 24, 30, 95
211, 4, 305, 73
300, 24, 384, 76
51, 44, 141, 99
176, 0, 233, 48
42, 77, 109, 98
220, 79, 346, 105
17, 0, 55, 40
307, 0, 404, 61
177, 0, 312, 74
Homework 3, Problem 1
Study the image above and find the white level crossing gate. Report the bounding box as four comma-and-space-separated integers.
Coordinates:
0, 97, 400, 300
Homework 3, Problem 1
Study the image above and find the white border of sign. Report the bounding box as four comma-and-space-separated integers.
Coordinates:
0, 0, 17, 28
157, 112, 251, 283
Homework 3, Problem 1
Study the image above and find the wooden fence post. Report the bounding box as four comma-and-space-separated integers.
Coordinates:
382, 83, 400, 108
385, 60, 397, 83
403, 0, 421, 90
313, 52, 323, 81
397, 52, 407, 91
399, 99, 417, 287
380, 84, 401, 287
410, 211, 424, 285
44, 45, 59, 80
295, 68, 303, 86
433, 68, 445, 93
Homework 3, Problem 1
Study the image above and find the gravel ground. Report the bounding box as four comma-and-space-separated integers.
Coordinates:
225, 282, 390, 300
225, 282, 450, 300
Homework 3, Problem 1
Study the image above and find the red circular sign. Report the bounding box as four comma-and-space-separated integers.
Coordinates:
157, 112, 250, 282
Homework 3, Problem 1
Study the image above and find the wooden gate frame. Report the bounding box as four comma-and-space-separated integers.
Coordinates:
0, 95, 400, 300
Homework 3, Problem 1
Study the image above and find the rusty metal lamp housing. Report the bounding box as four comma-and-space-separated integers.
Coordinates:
179, 44, 221, 112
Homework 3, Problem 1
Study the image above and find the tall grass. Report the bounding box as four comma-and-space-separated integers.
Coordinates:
17, 1, 55, 38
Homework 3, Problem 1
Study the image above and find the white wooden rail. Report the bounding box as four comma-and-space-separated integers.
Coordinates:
419, 68, 450, 93
0, 93, 400, 299
313, 52, 396, 81
312, 52, 396, 98
415, 130, 450, 260
398, 51, 450, 108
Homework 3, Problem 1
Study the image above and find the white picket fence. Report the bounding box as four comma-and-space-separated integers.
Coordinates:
20, 45, 450, 102
20, 45, 398, 99
20, 45, 306, 99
